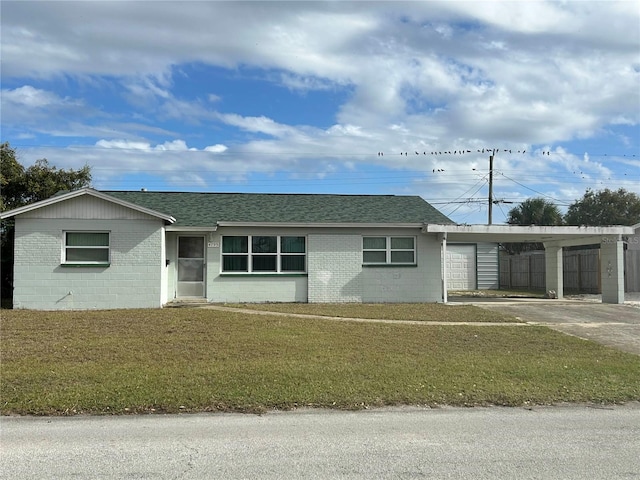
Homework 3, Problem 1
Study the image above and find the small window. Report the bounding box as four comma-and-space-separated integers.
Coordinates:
64, 232, 110, 264
252, 236, 277, 272
363, 236, 415, 265
281, 236, 306, 272
222, 236, 249, 272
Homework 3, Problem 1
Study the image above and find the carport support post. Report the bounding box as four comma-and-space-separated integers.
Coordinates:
600, 236, 624, 304
543, 244, 564, 299
441, 232, 448, 303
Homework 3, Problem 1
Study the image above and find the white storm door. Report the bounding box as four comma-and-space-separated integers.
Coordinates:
177, 236, 205, 297
446, 245, 477, 290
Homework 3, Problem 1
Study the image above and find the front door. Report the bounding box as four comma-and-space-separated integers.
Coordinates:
177, 236, 205, 297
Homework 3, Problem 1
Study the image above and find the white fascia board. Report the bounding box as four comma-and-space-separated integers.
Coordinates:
426, 224, 634, 235
165, 226, 218, 232
424, 224, 634, 245
0, 187, 176, 224
215, 222, 424, 229
542, 236, 614, 249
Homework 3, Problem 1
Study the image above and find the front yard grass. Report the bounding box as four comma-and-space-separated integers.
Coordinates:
1, 307, 639, 415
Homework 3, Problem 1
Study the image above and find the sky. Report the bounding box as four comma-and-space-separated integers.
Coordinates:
1, 0, 639, 225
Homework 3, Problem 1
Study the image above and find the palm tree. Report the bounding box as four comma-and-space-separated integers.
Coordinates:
507, 198, 563, 226
504, 198, 562, 253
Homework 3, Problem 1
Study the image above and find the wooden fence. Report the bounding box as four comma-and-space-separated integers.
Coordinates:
500, 248, 639, 293
500, 253, 546, 290
627, 250, 640, 292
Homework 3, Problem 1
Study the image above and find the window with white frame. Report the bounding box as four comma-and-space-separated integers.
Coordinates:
63, 232, 110, 264
222, 235, 306, 273
362, 236, 416, 265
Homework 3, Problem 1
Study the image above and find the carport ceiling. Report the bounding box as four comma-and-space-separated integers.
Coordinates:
425, 224, 635, 247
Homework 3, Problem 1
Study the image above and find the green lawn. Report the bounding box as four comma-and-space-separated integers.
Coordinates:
1, 306, 639, 415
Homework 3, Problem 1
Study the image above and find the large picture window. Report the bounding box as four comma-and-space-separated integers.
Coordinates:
222, 235, 306, 273
63, 232, 110, 264
363, 236, 415, 265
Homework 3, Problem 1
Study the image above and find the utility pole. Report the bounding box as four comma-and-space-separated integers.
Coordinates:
488, 152, 494, 225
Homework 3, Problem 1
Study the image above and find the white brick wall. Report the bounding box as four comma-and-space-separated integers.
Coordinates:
308, 234, 363, 302
205, 230, 308, 303
13, 217, 164, 310
362, 234, 442, 303
210, 275, 308, 303
13, 220, 447, 308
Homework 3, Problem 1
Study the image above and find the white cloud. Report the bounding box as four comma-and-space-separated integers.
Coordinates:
154, 140, 194, 151
204, 144, 227, 153
2, 1, 638, 223
216, 113, 298, 138
95, 139, 151, 150
2, 85, 73, 108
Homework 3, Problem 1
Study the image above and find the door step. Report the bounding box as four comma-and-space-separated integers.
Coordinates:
165, 298, 209, 308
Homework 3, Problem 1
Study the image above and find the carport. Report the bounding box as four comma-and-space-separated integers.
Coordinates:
425, 224, 636, 304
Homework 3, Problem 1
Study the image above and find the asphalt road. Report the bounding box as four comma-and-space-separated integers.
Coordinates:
2, 405, 640, 479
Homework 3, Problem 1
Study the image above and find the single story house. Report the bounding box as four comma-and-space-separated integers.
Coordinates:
0, 188, 633, 309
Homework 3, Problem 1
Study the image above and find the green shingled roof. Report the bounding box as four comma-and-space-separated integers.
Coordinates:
103, 191, 454, 227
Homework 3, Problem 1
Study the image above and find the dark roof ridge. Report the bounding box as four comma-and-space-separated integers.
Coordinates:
103, 190, 420, 198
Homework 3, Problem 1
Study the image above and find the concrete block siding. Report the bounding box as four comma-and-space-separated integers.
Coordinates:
203, 228, 443, 304
600, 239, 624, 304
362, 234, 441, 302
211, 276, 308, 303
13, 220, 444, 308
308, 234, 363, 302
13, 218, 164, 310
307, 231, 442, 303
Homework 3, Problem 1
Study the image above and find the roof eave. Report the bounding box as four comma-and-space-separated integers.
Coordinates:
216, 221, 426, 229
424, 223, 634, 246
165, 225, 218, 232
426, 224, 635, 235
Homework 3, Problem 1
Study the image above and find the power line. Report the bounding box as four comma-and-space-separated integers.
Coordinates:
497, 172, 566, 204
8, 142, 639, 158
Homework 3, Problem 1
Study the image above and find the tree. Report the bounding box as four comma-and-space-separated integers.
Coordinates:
0, 142, 27, 212
503, 197, 563, 254
1, 143, 92, 211
507, 197, 563, 227
565, 188, 640, 226
1, 142, 92, 305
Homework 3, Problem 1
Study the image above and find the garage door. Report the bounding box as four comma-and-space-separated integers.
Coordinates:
446, 245, 476, 290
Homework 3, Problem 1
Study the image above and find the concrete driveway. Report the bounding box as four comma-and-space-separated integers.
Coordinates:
451, 296, 640, 355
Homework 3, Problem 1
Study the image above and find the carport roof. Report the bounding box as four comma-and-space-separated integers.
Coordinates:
426, 224, 635, 247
